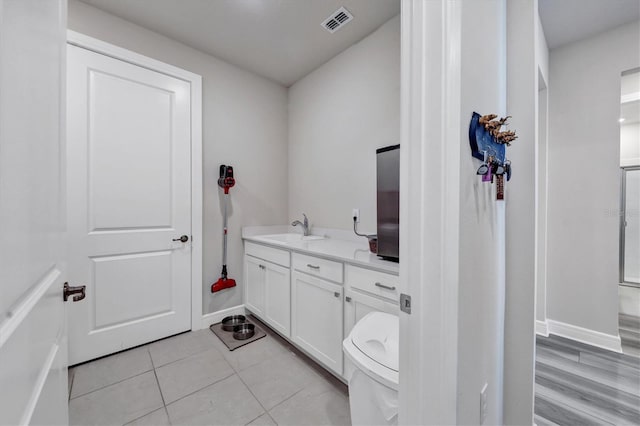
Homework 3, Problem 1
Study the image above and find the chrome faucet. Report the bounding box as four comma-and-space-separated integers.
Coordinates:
291, 213, 310, 236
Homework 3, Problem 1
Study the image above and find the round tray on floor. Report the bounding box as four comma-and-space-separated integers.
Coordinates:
233, 323, 255, 340
221, 315, 246, 331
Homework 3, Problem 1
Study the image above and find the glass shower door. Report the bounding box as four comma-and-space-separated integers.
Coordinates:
621, 166, 640, 286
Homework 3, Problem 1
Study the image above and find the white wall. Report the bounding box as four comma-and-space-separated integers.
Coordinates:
505, 0, 537, 423
456, 1, 506, 423
547, 20, 640, 336
536, 15, 549, 83
288, 16, 400, 232
536, 12, 550, 326
621, 123, 640, 166
67, 0, 289, 315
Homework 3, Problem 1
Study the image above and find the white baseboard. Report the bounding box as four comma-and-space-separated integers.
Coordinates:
546, 319, 622, 353
535, 320, 549, 336
200, 305, 246, 330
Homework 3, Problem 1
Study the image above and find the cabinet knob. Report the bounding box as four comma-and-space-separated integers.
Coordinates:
259, 264, 266, 270
334, 292, 340, 298
345, 296, 352, 302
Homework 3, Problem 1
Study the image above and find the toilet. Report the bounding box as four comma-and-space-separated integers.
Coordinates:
343, 312, 399, 426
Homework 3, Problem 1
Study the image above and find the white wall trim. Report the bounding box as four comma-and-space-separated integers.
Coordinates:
621, 157, 640, 167
535, 320, 549, 336
66, 30, 204, 334
399, 1, 461, 424
0, 268, 60, 349
547, 319, 622, 353
67, 31, 201, 83
200, 305, 246, 330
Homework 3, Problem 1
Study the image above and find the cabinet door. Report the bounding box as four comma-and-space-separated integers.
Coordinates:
344, 289, 399, 339
244, 255, 265, 317
291, 271, 343, 375
264, 263, 291, 338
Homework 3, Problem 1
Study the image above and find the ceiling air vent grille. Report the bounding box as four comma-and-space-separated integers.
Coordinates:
321, 7, 353, 34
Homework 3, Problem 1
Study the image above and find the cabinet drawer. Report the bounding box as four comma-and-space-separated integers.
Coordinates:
292, 252, 343, 283
345, 265, 399, 301
245, 241, 290, 267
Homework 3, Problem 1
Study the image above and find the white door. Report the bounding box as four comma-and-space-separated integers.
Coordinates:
264, 262, 291, 338
0, 0, 68, 424
67, 44, 192, 365
244, 255, 266, 317
291, 272, 343, 375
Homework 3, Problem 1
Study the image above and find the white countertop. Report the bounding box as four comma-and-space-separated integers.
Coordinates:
242, 226, 399, 275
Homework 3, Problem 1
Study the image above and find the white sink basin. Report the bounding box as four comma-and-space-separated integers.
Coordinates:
256, 233, 325, 243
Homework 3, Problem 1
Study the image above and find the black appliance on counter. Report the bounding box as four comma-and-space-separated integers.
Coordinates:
376, 144, 400, 261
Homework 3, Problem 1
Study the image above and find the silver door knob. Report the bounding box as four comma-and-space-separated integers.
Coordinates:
173, 235, 189, 243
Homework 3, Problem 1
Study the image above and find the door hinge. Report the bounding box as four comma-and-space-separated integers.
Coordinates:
400, 293, 411, 314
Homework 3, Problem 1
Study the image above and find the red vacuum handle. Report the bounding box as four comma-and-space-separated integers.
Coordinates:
218, 165, 235, 194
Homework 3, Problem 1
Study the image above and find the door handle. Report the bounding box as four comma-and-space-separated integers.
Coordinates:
375, 282, 396, 291
63, 282, 86, 302
172, 235, 189, 243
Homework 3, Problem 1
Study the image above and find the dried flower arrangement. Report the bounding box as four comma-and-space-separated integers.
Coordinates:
478, 114, 518, 146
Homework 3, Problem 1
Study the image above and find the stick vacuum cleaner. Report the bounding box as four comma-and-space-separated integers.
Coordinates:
211, 165, 236, 293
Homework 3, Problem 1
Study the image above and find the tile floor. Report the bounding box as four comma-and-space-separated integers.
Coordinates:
68, 318, 350, 426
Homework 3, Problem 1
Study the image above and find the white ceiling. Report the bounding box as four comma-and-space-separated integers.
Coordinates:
80, 0, 400, 87
539, 0, 640, 49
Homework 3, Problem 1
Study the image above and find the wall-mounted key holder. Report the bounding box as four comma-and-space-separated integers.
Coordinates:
469, 112, 517, 200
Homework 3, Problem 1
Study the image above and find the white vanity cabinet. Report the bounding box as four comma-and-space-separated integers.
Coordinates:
244, 242, 291, 338
291, 270, 344, 375
242, 236, 399, 380
345, 264, 400, 301
344, 265, 399, 337
344, 288, 398, 338
244, 255, 266, 316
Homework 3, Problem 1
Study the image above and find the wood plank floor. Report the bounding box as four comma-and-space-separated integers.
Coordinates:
620, 314, 640, 358
535, 335, 640, 425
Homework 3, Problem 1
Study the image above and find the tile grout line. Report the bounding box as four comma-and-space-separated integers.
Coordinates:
68, 369, 74, 402
122, 407, 166, 426
161, 370, 236, 408
148, 330, 237, 370
235, 369, 275, 422
164, 405, 172, 426
69, 368, 155, 400
147, 346, 156, 370
153, 367, 167, 407
120, 358, 168, 426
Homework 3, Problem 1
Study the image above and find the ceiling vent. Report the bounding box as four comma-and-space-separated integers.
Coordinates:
321, 7, 354, 34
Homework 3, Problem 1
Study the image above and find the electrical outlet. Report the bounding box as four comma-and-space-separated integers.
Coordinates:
480, 383, 488, 425
352, 208, 360, 223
